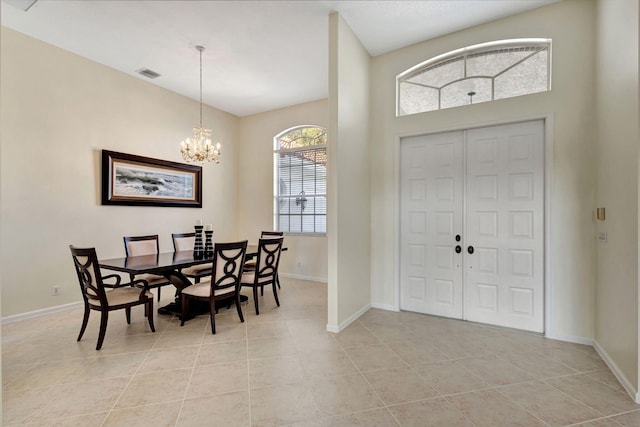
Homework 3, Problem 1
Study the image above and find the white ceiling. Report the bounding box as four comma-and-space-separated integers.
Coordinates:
1, 0, 558, 117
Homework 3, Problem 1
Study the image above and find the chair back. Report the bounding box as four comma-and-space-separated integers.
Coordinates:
124, 235, 159, 257
69, 245, 108, 307
211, 241, 248, 293
254, 237, 284, 285
261, 231, 284, 238
172, 232, 196, 251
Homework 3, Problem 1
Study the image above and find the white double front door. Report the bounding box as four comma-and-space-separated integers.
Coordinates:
400, 120, 544, 332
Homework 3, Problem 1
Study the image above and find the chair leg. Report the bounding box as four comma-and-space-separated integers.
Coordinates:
77, 304, 90, 341
261, 285, 264, 296
157, 287, 161, 302
125, 307, 131, 324
272, 281, 280, 307
235, 293, 244, 323
209, 298, 216, 334
276, 273, 281, 289
253, 287, 260, 315
96, 310, 108, 351
181, 295, 189, 326
147, 299, 156, 332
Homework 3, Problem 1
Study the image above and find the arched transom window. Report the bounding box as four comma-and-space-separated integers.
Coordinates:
274, 125, 327, 234
397, 39, 551, 116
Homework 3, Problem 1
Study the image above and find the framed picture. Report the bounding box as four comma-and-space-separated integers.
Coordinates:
101, 150, 202, 208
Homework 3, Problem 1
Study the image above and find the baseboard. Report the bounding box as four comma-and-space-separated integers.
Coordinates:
326, 303, 371, 333
593, 339, 639, 403
370, 302, 398, 311
278, 273, 328, 283
2, 301, 82, 325
544, 331, 593, 346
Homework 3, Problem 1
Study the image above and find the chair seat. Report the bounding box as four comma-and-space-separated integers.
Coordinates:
241, 271, 270, 285
182, 265, 211, 277
89, 287, 154, 307
181, 281, 236, 298
242, 260, 256, 271
135, 273, 169, 287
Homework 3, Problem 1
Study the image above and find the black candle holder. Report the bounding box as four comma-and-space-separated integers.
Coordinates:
204, 230, 213, 257
193, 225, 204, 259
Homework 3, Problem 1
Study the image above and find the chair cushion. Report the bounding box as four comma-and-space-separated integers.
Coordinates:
242, 261, 257, 271
182, 265, 212, 277
88, 287, 153, 307
181, 280, 236, 298
241, 271, 274, 285
135, 273, 169, 287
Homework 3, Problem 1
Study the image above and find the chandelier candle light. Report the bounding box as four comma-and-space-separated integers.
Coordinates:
180, 45, 221, 164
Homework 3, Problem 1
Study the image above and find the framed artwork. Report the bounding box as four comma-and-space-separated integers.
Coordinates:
101, 150, 202, 208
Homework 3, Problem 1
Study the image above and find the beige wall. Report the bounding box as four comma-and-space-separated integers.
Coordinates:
594, 0, 639, 397
327, 14, 372, 330
0, 28, 240, 316
237, 100, 328, 281
370, 0, 598, 340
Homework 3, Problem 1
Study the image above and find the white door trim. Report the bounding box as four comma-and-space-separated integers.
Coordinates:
393, 114, 555, 336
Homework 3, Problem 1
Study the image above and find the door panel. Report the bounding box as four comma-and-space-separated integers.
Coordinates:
465, 121, 544, 332
400, 121, 544, 332
400, 131, 463, 318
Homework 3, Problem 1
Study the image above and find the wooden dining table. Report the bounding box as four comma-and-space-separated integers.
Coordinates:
99, 245, 262, 317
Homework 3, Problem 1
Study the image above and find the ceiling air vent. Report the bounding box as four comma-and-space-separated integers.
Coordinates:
136, 68, 161, 79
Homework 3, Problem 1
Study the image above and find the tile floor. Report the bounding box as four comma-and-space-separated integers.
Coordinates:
2, 278, 639, 426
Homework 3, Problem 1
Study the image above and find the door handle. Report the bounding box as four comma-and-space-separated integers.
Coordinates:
467, 245, 474, 254
455, 234, 461, 242
455, 245, 462, 254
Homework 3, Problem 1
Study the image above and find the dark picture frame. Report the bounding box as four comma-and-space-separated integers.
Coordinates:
101, 150, 202, 208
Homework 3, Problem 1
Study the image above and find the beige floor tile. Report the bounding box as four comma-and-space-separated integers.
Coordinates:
610, 409, 640, 426
103, 401, 181, 426
364, 366, 439, 405
4, 279, 638, 427
545, 374, 640, 415
451, 354, 536, 386
250, 382, 323, 426
411, 360, 490, 395
2, 384, 63, 424
153, 330, 203, 349
334, 323, 383, 349
298, 349, 359, 378
294, 408, 400, 426
498, 380, 603, 426
247, 320, 291, 340
248, 335, 297, 359
446, 389, 546, 427
186, 361, 248, 398
34, 377, 129, 420
585, 369, 627, 392
309, 373, 384, 416
386, 339, 449, 365
114, 368, 192, 409
200, 322, 247, 344
197, 340, 248, 366
344, 344, 406, 372
177, 391, 250, 427
26, 412, 109, 427
74, 351, 148, 383
388, 397, 475, 427
496, 349, 578, 379
137, 346, 199, 373
249, 354, 306, 388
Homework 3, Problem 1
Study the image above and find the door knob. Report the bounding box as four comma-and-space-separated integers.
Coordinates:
455, 245, 462, 254
467, 246, 474, 254
455, 234, 461, 242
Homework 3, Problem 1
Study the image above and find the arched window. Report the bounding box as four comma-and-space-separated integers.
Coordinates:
397, 39, 551, 116
274, 125, 327, 234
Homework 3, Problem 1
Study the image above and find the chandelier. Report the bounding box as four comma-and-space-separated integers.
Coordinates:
180, 45, 221, 164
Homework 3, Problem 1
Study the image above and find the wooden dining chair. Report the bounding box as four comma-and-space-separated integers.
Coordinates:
70, 245, 155, 350
243, 231, 283, 289
123, 234, 171, 301
172, 232, 212, 283
240, 237, 283, 315
180, 240, 248, 334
